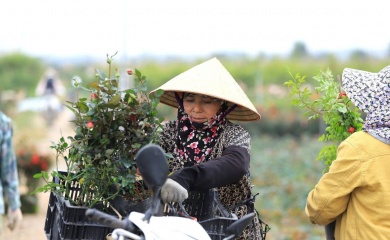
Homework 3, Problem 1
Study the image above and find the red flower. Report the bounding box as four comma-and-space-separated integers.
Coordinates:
86, 121, 94, 129
338, 92, 347, 99
348, 127, 355, 134
127, 69, 133, 75
41, 162, 48, 171
31, 154, 40, 165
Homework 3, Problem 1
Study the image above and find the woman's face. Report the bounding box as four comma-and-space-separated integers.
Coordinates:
183, 93, 221, 123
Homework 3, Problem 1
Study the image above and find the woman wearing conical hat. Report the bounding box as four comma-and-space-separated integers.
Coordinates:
151, 58, 267, 239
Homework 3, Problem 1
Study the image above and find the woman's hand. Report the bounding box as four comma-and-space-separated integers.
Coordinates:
7, 207, 23, 231
161, 178, 188, 203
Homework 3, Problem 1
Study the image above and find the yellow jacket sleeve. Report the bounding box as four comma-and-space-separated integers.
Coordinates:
305, 134, 362, 225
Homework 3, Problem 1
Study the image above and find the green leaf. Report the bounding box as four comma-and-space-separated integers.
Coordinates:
95, 69, 106, 80
131, 143, 141, 149
106, 95, 121, 108
120, 158, 132, 168
88, 82, 100, 90
153, 89, 164, 98
337, 105, 347, 113
134, 68, 142, 79
76, 102, 89, 113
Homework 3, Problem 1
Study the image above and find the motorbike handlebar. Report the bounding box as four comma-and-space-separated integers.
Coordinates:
85, 208, 136, 233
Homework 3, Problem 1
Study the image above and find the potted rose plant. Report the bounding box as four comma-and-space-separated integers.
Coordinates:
285, 68, 363, 239
33, 53, 164, 239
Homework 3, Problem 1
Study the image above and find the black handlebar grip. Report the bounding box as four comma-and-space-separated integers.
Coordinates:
85, 208, 135, 232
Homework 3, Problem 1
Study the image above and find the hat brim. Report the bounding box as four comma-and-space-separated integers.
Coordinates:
150, 57, 261, 122
159, 91, 260, 121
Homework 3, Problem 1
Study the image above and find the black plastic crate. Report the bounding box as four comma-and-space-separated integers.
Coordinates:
45, 193, 115, 240
199, 217, 236, 240
44, 172, 117, 240
164, 189, 236, 239
45, 192, 59, 239
165, 189, 231, 221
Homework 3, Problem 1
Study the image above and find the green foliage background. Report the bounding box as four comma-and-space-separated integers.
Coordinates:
0, 53, 45, 96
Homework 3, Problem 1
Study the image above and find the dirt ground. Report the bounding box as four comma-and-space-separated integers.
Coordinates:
2, 109, 73, 240
2, 191, 51, 239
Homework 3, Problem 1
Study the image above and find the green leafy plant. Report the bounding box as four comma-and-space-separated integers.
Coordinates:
33, 53, 164, 208
284, 68, 364, 172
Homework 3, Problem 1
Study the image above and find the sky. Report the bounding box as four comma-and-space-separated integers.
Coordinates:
1, 0, 389, 61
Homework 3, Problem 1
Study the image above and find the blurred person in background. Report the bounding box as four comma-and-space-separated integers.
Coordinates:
151, 58, 268, 239
0, 111, 23, 236
305, 66, 390, 239
35, 67, 65, 125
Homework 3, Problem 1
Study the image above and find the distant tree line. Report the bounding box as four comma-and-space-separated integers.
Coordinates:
1, 43, 389, 136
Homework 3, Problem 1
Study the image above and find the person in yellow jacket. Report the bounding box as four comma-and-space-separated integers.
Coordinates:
305, 65, 390, 239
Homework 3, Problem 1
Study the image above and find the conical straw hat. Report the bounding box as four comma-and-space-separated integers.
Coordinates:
150, 57, 261, 121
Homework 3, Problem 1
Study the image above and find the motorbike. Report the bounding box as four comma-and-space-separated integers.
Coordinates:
86, 144, 256, 240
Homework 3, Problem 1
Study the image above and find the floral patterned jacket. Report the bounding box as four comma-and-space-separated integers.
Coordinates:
159, 120, 262, 239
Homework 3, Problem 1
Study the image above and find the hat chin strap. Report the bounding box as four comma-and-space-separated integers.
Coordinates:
174, 92, 237, 120
174, 92, 184, 109
223, 104, 237, 119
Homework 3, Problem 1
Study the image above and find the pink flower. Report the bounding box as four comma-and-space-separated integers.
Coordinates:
188, 132, 194, 140
86, 121, 94, 129
195, 156, 201, 162
127, 69, 133, 75
179, 150, 184, 157
205, 148, 212, 155
90, 93, 99, 100
189, 142, 198, 149
195, 155, 205, 163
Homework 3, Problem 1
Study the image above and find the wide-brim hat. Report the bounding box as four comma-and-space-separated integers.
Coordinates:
150, 57, 261, 121
342, 65, 390, 114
